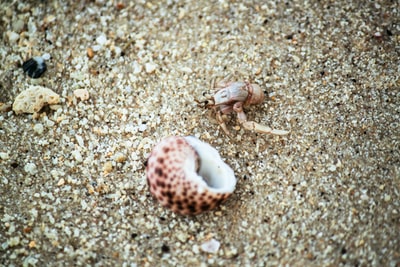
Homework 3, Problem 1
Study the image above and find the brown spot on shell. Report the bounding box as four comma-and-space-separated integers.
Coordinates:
156, 179, 166, 188
200, 203, 211, 211
155, 167, 163, 177
187, 203, 196, 214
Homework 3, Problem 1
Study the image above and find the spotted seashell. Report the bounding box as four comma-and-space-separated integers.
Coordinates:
146, 136, 236, 215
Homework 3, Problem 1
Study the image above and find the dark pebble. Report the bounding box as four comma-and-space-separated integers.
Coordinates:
22, 56, 47, 78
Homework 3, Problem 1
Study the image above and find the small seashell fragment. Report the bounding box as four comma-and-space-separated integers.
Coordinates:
33, 123, 44, 134
12, 85, 60, 114
22, 56, 47, 78
146, 136, 236, 215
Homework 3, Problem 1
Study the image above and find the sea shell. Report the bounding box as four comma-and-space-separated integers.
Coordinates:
146, 136, 236, 215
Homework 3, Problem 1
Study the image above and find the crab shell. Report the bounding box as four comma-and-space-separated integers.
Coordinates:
146, 136, 236, 215
244, 82, 264, 106
213, 82, 265, 114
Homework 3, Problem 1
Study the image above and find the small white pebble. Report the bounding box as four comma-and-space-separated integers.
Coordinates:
45, 119, 55, 127
79, 118, 88, 126
30, 208, 38, 218
374, 32, 382, 37
201, 239, 220, 254
23, 256, 38, 266
8, 236, 20, 247
103, 161, 113, 173
92, 45, 102, 51
75, 135, 84, 147
124, 86, 132, 93
192, 245, 200, 254
8, 224, 15, 234
113, 152, 127, 163
73, 89, 90, 101
1, 242, 8, 250
96, 34, 107, 45
328, 165, 336, 172
48, 214, 55, 224
33, 123, 44, 134
124, 124, 135, 133
41, 53, 51, 60
138, 124, 147, 132
0, 152, 10, 160
24, 162, 38, 175
145, 62, 157, 73
57, 178, 65, 186
81, 199, 88, 210
7, 31, 20, 43
113, 46, 121, 55
27, 18, 37, 34
176, 231, 188, 242
13, 20, 25, 32
291, 54, 300, 64
225, 247, 238, 258
132, 61, 142, 74
51, 156, 60, 166
71, 150, 83, 162
181, 66, 193, 73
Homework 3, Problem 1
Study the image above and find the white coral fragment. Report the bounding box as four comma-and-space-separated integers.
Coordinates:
12, 85, 60, 114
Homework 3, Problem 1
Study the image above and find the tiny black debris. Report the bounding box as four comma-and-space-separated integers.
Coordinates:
161, 244, 170, 253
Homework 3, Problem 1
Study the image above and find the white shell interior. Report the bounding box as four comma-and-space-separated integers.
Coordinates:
184, 136, 236, 193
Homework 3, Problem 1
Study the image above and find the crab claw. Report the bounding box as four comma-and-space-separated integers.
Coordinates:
242, 121, 289, 135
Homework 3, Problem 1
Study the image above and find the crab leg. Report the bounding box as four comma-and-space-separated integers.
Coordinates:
242, 121, 289, 135
233, 102, 289, 135
216, 111, 231, 136
214, 74, 234, 89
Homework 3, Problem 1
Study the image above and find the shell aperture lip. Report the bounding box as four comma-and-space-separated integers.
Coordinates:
184, 136, 236, 193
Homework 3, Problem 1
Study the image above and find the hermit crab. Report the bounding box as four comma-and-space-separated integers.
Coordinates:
200, 79, 289, 136
146, 136, 236, 215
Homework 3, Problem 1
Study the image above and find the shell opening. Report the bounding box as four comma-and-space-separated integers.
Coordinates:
184, 136, 236, 193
